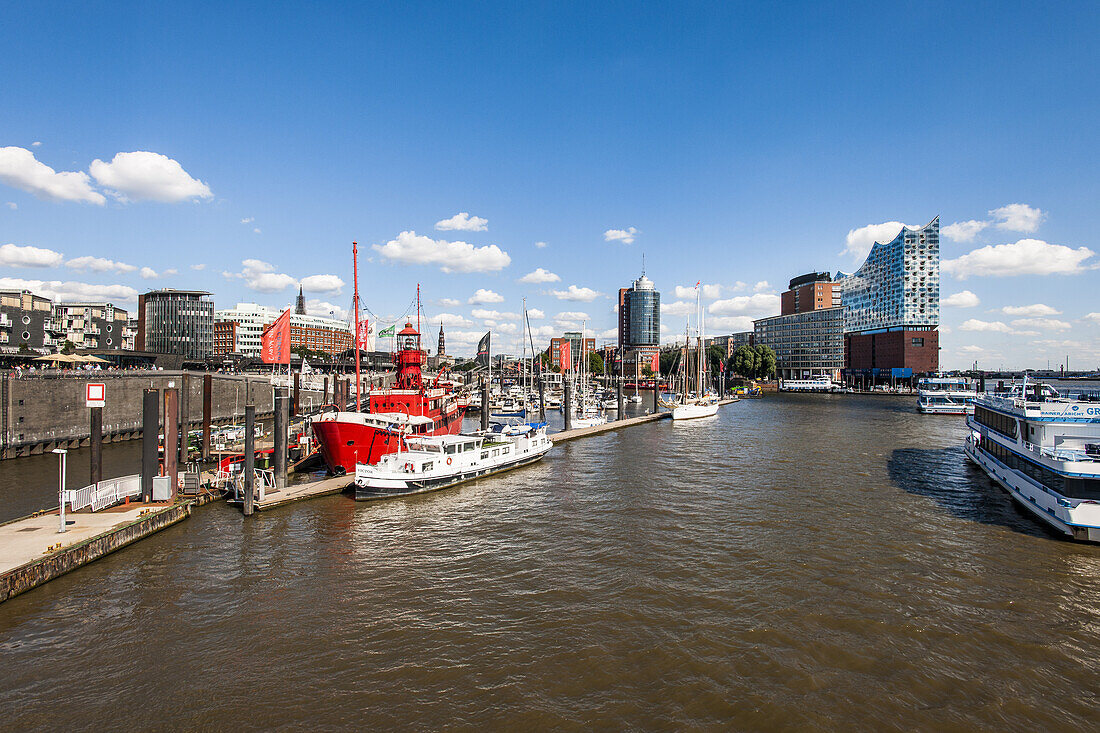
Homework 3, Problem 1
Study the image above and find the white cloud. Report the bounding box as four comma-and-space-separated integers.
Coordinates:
942, 239, 1093, 279
674, 283, 722, 300
191, 263, 206, 271
959, 345, 987, 355
435, 313, 474, 327
709, 293, 781, 316
253, 228, 261, 234
66, 256, 137, 273
959, 319, 1012, 333
519, 267, 561, 284
527, 308, 545, 319
472, 308, 520, 321
468, 288, 504, 304
1083, 313, 1100, 325
598, 328, 618, 339
990, 203, 1044, 233
0, 243, 63, 268
662, 300, 696, 317
942, 290, 980, 308
373, 230, 511, 273
1000, 303, 1061, 317
31, 142, 41, 147
534, 241, 548, 249
551, 285, 602, 301
729, 281, 748, 292
0, 277, 137, 303
435, 212, 488, 232
554, 311, 590, 321
241, 217, 254, 224
942, 219, 989, 242
842, 221, 914, 261
89, 151, 212, 203
307, 299, 349, 321
604, 227, 638, 245
753, 280, 772, 293
1012, 317, 1071, 331
162, 268, 178, 277
707, 315, 757, 332
299, 274, 345, 294
0, 146, 105, 204
140, 267, 159, 279
228, 259, 296, 293
5, 202, 15, 210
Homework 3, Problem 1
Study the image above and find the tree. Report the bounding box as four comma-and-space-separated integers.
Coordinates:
453, 361, 476, 372
732, 344, 757, 378
588, 351, 604, 375
756, 345, 777, 379
61, 340, 75, 355
641, 364, 654, 378
659, 348, 679, 376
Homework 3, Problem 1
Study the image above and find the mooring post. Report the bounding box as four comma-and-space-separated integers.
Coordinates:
163, 388, 179, 502
538, 373, 546, 422
141, 388, 158, 502
89, 405, 102, 486
617, 375, 624, 419
480, 380, 490, 431
179, 373, 191, 467
243, 404, 256, 516
202, 373, 212, 460
564, 379, 573, 431
323, 375, 329, 405
274, 387, 288, 489
653, 379, 659, 413
292, 372, 300, 417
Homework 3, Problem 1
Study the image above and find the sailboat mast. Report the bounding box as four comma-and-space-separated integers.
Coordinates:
353, 241, 362, 412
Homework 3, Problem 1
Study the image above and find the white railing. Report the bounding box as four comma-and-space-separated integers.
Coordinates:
68, 474, 142, 512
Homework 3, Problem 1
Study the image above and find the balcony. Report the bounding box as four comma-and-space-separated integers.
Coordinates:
43, 319, 65, 334
0, 313, 11, 328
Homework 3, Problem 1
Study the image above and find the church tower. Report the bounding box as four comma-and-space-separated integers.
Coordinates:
437, 322, 446, 357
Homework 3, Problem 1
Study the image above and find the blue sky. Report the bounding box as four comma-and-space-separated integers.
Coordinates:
1, 1, 1098, 368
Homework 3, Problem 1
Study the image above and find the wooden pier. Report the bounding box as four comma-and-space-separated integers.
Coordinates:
247, 476, 351, 512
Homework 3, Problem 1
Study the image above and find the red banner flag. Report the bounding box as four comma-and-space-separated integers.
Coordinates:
650, 351, 660, 376
261, 308, 292, 364
356, 318, 370, 350
559, 340, 572, 372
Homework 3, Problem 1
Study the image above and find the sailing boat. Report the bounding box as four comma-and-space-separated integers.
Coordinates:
571, 321, 607, 428
671, 285, 720, 421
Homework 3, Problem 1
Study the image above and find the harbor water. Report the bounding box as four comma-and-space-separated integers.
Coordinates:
2, 395, 1099, 729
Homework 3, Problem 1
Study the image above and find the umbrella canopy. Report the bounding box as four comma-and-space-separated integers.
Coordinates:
33, 353, 82, 364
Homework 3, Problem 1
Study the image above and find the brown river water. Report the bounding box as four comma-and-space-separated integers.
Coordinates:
1, 394, 1098, 730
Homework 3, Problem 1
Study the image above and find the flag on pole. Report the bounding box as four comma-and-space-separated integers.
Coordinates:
378, 324, 395, 338
261, 308, 292, 364
650, 351, 660, 376
559, 340, 572, 372
476, 332, 491, 368
356, 318, 371, 350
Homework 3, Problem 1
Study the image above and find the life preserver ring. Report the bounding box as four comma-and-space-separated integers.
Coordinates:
405, 462, 414, 472
446, 457, 452, 466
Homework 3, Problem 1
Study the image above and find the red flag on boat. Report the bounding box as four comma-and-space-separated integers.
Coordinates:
559, 340, 571, 372
356, 318, 371, 350
650, 351, 659, 375
261, 308, 292, 364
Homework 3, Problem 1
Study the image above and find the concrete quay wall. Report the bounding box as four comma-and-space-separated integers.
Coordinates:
0, 371, 327, 459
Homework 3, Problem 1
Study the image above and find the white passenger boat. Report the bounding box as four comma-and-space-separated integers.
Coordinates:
917, 376, 979, 414
353, 422, 553, 500
779, 376, 839, 392
965, 381, 1100, 543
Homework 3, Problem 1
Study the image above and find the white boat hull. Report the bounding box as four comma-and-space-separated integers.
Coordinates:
672, 402, 720, 420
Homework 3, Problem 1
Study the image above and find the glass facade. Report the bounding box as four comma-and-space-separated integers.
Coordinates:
837, 217, 940, 334
754, 307, 844, 379
624, 275, 660, 347
143, 290, 214, 359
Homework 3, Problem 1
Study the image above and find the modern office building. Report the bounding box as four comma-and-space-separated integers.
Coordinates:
0, 290, 58, 352
213, 320, 238, 356
214, 302, 352, 357
781, 272, 841, 315
549, 332, 596, 371
836, 217, 940, 376
709, 331, 754, 357
754, 307, 845, 380
53, 302, 129, 350
137, 289, 215, 360
618, 272, 661, 369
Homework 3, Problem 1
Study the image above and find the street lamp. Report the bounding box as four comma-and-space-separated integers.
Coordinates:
52, 448, 68, 533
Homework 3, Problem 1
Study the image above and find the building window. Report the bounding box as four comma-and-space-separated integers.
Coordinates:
911, 337, 924, 347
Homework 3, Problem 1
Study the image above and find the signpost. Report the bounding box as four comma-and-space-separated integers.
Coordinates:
86, 382, 106, 408
86, 383, 105, 485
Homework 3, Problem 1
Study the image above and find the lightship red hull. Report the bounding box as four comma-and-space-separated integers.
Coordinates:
312, 404, 464, 474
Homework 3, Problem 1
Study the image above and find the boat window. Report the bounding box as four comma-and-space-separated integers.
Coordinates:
481, 451, 489, 459
492, 449, 500, 457
445, 445, 457, 454
423, 462, 433, 471
975, 406, 1018, 440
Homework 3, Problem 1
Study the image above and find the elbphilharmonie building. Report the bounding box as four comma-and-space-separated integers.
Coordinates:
836, 217, 940, 374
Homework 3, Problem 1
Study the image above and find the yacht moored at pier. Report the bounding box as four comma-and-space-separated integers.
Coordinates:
917, 376, 979, 414
354, 422, 553, 500
965, 382, 1100, 542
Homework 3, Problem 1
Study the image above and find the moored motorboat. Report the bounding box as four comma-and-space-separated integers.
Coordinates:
354, 422, 553, 500
917, 376, 979, 415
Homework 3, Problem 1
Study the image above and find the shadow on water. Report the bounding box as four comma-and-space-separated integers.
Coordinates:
888, 446, 1061, 541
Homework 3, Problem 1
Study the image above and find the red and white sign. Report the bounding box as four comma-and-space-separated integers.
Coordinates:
86, 382, 106, 408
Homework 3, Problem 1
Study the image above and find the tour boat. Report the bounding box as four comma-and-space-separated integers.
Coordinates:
780, 376, 840, 393
354, 422, 553, 500
917, 376, 979, 415
965, 381, 1100, 543
311, 251, 464, 474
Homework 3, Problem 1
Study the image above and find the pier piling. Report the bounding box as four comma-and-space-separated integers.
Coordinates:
652, 382, 659, 413
243, 404, 255, 516
202, 374, 212, 460
538, 374, 546, 422
164, 388, 179, 501
617, 377, 624, 419
89, 406, 102, 486
480, 381, 490, 431
292, 372, 300, 417
274, 387, 288, 489
564, 380, 573, 431
141, 389, 158, 503
179, 374, 191, 466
